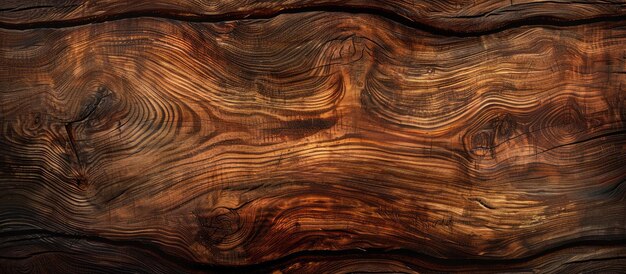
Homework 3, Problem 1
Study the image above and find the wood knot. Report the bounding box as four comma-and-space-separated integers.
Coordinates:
471, 130, 495, 157
559, 98, 587, 134
492, 113, 517, 140
533, 98, 588, 144
195, 207, 241, 248
18, 112, 44, 138
74, 175, 88, 190
467, 113, 519, 158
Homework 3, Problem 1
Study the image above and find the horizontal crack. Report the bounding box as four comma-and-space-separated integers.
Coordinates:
1, 229, 626, 273
469, 197, 496, 210
538, 129, 626, 155
0, 5, 625, 37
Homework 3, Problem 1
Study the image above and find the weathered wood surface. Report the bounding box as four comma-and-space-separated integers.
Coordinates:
1, 0, 626, 33
1, 1, 626, 273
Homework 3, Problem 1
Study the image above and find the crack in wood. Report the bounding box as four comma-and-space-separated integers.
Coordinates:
1, 2, 625, 272
1, 5, 626, 37
2, 228, 626, 272
63, 87, 108, 188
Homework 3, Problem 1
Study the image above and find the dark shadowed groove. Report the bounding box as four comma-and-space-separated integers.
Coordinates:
538, 129, 626, 155
1, 5, 626, 37
1, 229, 626, 272
63, 88, 107, 170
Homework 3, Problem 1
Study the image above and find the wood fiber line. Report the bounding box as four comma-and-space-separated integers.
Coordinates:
1, 5, 626, 274
1, 0, 626, 33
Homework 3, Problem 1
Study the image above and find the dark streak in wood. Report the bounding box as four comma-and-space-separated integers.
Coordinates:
1, 1, 626, 273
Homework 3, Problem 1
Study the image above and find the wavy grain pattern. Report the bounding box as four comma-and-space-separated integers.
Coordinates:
1, 0, 626, 33
1, 1, 626, 273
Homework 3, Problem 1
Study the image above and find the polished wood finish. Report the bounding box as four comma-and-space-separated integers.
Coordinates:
1, 1, 625, 273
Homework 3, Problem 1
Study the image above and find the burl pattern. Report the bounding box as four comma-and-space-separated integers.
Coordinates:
1, 1, 626, 273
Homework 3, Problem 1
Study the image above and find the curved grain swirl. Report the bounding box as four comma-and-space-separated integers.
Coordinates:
1, 5, 625, 274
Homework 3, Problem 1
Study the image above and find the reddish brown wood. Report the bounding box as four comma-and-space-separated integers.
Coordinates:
1, 1, 625, 273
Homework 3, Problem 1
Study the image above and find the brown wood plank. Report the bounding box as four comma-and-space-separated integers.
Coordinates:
1, 4, 626, 274
1, 0, 625, 33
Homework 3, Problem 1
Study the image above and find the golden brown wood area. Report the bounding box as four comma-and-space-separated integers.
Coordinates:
1, 1, 626, 273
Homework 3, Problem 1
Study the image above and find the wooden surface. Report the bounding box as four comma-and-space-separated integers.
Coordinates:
1, 1, 626, 273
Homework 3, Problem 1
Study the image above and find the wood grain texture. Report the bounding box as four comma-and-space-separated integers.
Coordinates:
1, 1, 626, 273
1, 0, 626, 33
